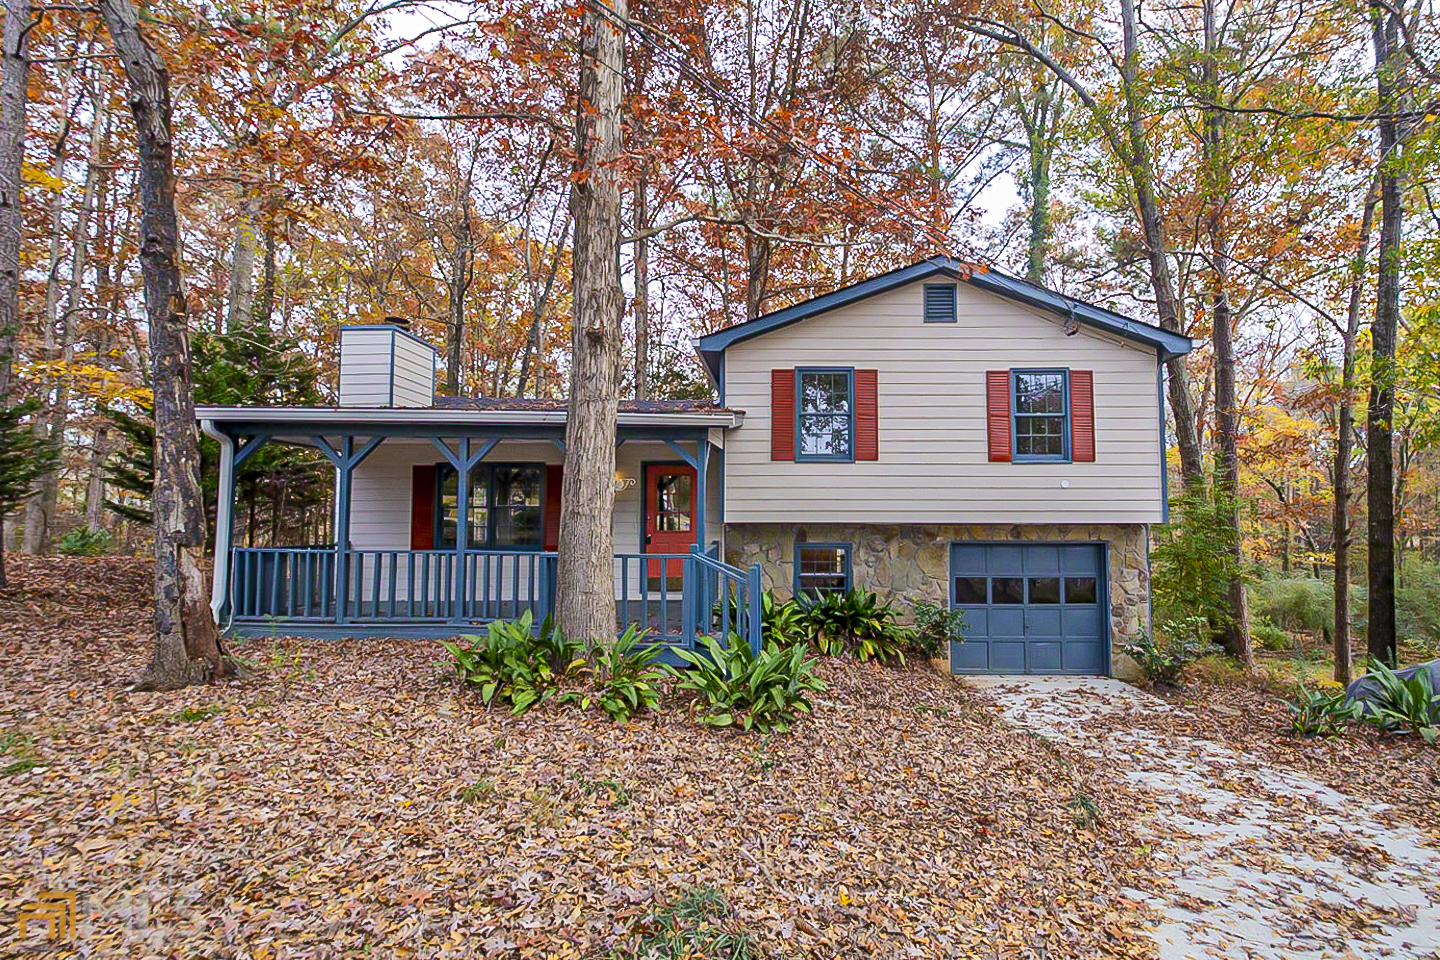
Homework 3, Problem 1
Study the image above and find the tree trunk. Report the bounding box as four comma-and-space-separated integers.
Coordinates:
86, 423, 110, 531
633, 170, 649, 399
27, 76, 107, 550
1119, 0, 1203, 488
1201, 0, 1251, 668
1333, 187, 1377, 685
445, 200, 473, 395
555, 0, 626, 647
101, 0, 229, 690
1367, 2, 1402, 669
0, 0, 31, 588
224, 192, 259, 334
255, 195, 277, 328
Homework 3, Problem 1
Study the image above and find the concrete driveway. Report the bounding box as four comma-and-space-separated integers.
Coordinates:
965, 676, 1440, 960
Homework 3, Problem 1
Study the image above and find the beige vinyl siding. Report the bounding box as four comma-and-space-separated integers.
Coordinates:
347, 439, 717, 601
722, 279, 1165, 524
337, 327, 435, 407
337, 329, 395, 406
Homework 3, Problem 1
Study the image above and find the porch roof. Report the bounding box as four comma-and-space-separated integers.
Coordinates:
196, 401, 744, 435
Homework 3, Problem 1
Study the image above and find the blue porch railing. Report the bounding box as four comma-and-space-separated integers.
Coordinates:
228, 543, 762, 652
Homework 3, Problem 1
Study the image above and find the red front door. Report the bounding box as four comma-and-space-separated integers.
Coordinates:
644, 463, 697, 578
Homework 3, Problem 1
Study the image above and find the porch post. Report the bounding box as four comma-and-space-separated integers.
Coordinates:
454, 437, 471, 622
335, 436, 354, 624
695, 439, 708, 551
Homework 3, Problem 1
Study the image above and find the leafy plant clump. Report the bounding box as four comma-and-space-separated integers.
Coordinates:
1285, 687, 1359, 737
1359, 661, 1440, 746
562, 625, 666, 723
671, 634, 826, 733
618, 887, 755, 960
55, 526, 114, 557
1123, 617, 1220, 686
910, 600, 967, 659
793, 588, 908, 664
440, 612, 585, 714
758, 590, 809, 646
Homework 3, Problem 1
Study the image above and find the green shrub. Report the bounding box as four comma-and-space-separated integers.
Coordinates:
1249, 577, 1331, 635
793, 588, 907, 664
758, 590, 809, 646
562, 625, 665, 723
439, 612, 584, 714
1123, 616, 1220, 685
1152, 489, 1242, 631
671, 634, 826, 733
1250, 617, 1292, 652
1285, 687, 1359, 737
1360, 661, 1439, 745
55, 527, 113, 556
910, 600, 967, 659
619, 887, 755, 960
1397, 562, 1440, 653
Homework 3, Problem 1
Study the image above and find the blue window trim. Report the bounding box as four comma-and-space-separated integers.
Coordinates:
923, 283, 958, 323
435, 461, 547, 551
1011, 368, 1071, 463
794, 367, 855, 463
794, 541, 853, 596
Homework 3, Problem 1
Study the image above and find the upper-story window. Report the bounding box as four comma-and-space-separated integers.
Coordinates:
796, 368, 854, 462
1012, 369, 1069, 461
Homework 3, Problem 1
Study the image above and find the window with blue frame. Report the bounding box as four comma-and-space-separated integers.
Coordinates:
436, 463, 544, 548
795, 368, 854, 461
795, 542, 851, 595
1012, 369, 1070, 461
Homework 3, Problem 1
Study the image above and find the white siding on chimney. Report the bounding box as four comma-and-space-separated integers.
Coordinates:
338, 326, 435, 407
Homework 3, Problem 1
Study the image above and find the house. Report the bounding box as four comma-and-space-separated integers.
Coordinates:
198, 255, 1192, 676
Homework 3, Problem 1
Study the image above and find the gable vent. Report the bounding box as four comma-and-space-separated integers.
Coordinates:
924, 284, 957, 323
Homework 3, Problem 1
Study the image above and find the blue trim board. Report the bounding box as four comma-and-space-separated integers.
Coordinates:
1158, 359, 1171, 524
1010, 368, 1071, 463
794, 367, 855, 463
695, 255, 1193, 381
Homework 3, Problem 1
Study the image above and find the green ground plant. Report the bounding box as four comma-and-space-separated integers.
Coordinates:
616, 887, 755, 960
671, 634, 826, 733
440, 612, 585, 714
1285, 688, 1359, 737
792, 588, 908, 664
55, 527, 114, 556
1360, 661, 1440, 745
563, 625, 665, 723
910, 600, 967, 659
1124, 617, 1220, 686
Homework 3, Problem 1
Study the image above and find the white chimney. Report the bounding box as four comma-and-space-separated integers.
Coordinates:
338, 321, 436, 407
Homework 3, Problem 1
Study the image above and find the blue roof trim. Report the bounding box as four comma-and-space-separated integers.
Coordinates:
694, 256, 1194, 381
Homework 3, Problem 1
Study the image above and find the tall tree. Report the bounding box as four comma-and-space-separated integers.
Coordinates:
1367, 0, 1405, 668
0, 0, 31, 578
555, 0, 627, 645
100, 0, 230, 689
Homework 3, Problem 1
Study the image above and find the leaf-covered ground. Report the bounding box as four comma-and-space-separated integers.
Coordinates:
1, 557, 1160, 958
1151, 682, 1440, 836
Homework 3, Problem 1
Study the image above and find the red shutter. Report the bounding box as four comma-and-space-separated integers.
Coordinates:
855, 368, 878, 461
1070, 370, 1095, 462
771, 369, 795, 461
544, 464, 564, 551
986, 371, 1013, 462
410, 464, 436, 549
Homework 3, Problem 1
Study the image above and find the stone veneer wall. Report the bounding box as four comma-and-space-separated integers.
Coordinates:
724, 523, 1150, 676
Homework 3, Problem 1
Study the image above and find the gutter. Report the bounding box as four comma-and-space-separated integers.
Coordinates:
194, 406, 745, 429
199, 419, 233, 625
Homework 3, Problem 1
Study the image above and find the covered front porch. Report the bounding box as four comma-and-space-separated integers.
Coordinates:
198, 402, 760, 652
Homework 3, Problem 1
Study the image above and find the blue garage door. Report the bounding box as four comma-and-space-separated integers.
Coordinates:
949, 543, 1108, 675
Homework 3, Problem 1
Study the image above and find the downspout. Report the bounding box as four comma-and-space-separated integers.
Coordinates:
200, 418, 234, 626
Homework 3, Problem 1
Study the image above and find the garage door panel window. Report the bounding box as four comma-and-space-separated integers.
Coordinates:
954, 576, 987, 604
1028, 577, 1061, 603
1064, 576, 1098, 604
992, 577, 1025, 604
